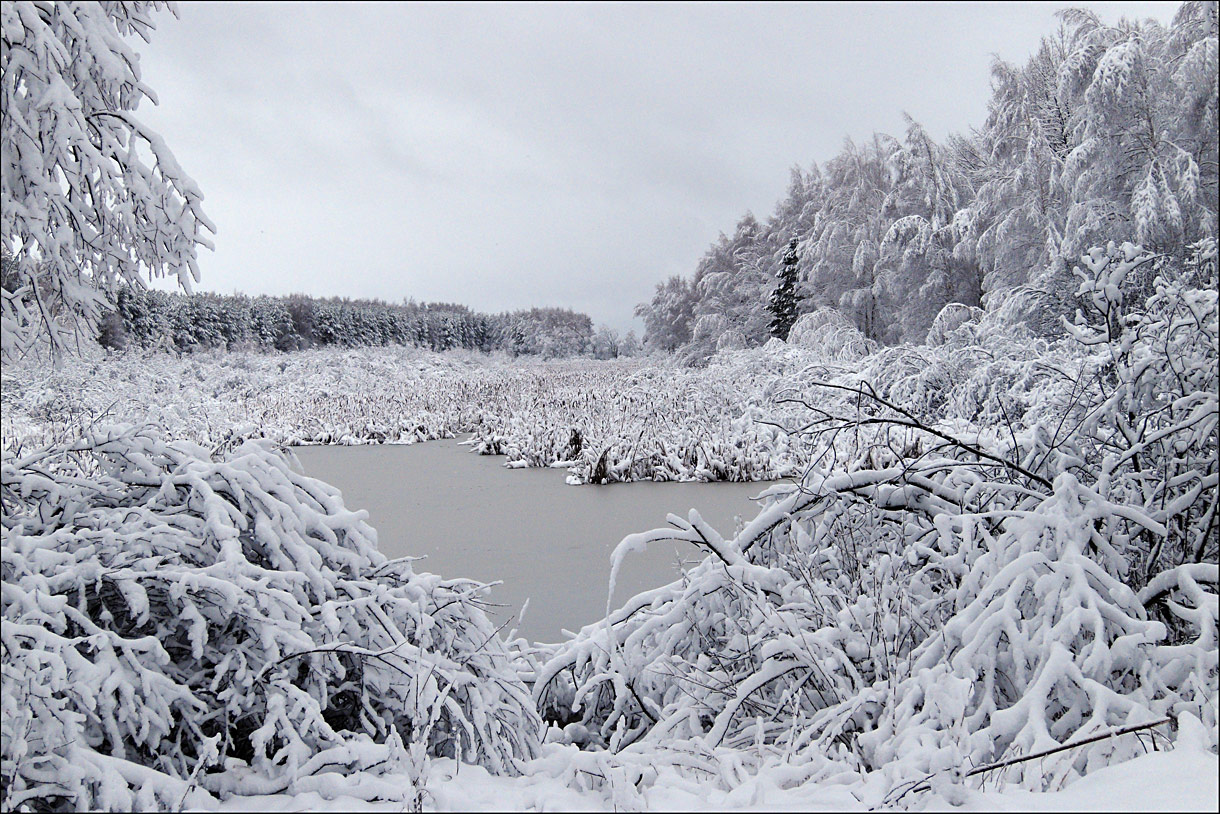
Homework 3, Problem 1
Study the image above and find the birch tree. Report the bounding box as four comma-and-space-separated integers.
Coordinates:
1, 1, 214, 362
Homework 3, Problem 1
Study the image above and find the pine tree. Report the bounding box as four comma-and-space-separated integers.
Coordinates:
768, 239, 801, 340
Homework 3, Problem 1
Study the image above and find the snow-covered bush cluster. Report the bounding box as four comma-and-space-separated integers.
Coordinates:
1, 240, 1215, 808
1, 349, 819, 484
1, 426, 540, 810
535, 241, 1218, 795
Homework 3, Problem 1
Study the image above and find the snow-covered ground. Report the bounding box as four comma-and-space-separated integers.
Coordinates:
211, 739, 1220, 812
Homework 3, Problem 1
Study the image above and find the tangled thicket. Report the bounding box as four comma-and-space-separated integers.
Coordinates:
535, 241, 1218, 793
1, 427, 541, 810
1, 351, 817, 485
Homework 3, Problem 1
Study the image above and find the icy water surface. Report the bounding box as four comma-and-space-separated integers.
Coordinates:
294, 439, 778, 643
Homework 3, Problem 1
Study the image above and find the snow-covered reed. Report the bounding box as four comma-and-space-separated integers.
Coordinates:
1, 347, 819, 484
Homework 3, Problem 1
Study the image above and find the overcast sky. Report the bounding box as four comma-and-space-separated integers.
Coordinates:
136, 1, 1180, 333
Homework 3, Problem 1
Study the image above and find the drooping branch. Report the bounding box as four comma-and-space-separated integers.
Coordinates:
777, 381, 1055, 491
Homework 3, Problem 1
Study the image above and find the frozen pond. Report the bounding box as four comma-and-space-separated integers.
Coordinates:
293, 439, 778, 643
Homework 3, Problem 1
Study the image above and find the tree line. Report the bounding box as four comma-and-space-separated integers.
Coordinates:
0, 0, 641, 365
637, 3, 1217, 361
97, 285, 638, 359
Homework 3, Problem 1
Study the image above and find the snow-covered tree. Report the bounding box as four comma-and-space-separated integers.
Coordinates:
591, 325, 621, 359
956, 3, 1216, 313
767, 239, 800, 339
635, 4, 1216, 356
669, 213, 781, 363
635, 275, 695, 353
617, 329, 641, 357
1, 1, 214, 362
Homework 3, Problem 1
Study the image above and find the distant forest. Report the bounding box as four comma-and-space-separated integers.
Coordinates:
96, 286, 639, 359
636, 5, 1217, 362
83, 6, 1217, 368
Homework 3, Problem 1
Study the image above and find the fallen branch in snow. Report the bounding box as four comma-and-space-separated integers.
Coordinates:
889, 716, 1176, 804
962, 716, 1174, 779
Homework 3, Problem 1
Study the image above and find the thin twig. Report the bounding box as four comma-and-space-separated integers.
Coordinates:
778, 382, 1054, 490
896, 717, 1175, 800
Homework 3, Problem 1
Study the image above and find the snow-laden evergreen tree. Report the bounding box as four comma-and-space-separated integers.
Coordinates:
1, 1, 214, 362
767, 239, 801, 340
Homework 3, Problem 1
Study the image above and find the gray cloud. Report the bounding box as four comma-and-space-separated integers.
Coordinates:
135, 1, 1181, 332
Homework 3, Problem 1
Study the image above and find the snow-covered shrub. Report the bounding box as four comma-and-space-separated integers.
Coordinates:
1063, 242, 1218, 572
533, 475, 930, 757
1, 426, 540, 810
536, 240, 1218, 796
867, 473, 1177, 789
924, 302, 983, 346
787, 308, 876, 361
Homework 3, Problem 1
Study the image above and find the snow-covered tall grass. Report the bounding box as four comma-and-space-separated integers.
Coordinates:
1, 348, 818, 483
